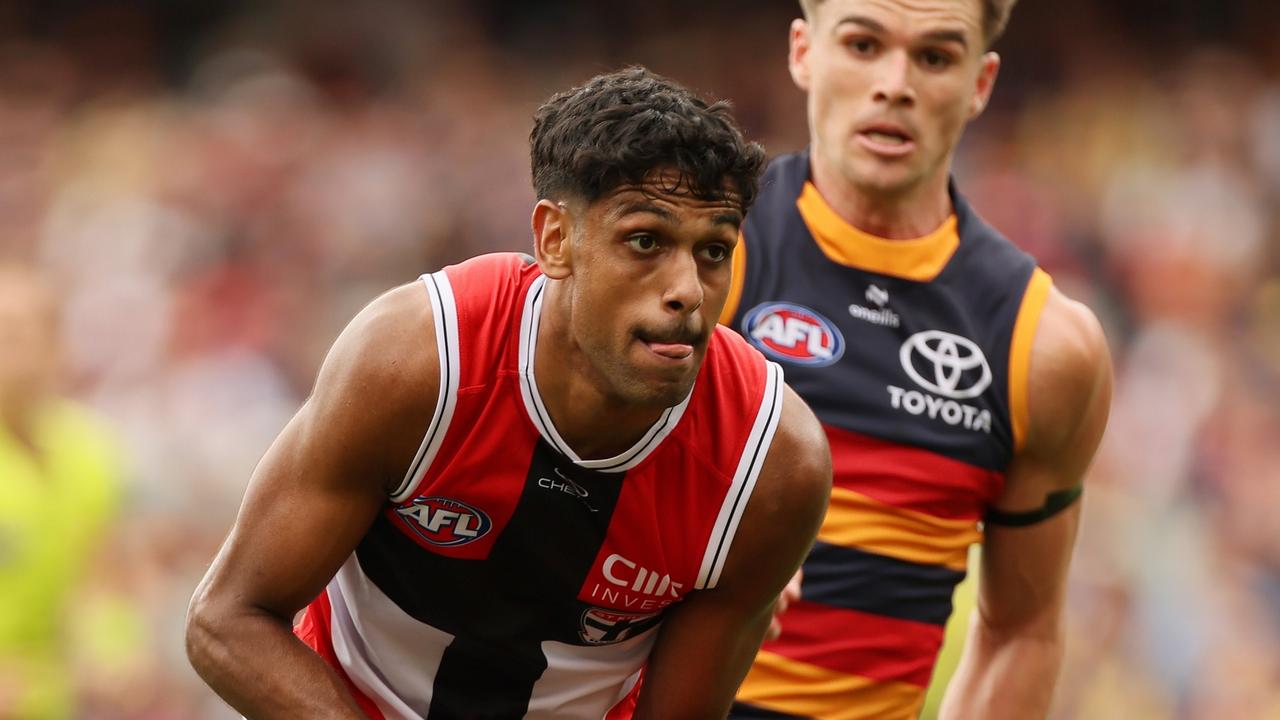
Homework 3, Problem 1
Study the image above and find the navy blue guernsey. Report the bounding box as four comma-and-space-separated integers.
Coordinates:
728, 150, 1053, 719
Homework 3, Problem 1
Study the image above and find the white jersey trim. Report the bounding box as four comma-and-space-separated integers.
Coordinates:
517, 275, 693, 473
695, 360, 785, 589
390, 271, 461, 503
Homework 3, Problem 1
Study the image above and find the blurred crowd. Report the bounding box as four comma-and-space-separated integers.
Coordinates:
0, 1, 1276, 718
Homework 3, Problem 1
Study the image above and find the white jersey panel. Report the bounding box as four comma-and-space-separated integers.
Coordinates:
524, 633, 656, 718
330, 557, 454, 719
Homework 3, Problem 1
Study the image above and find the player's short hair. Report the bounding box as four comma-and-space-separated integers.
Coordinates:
530, 66, 765, 213
798, 0, 1019, 48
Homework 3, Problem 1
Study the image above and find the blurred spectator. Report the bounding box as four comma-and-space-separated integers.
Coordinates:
0, 265, 121, 719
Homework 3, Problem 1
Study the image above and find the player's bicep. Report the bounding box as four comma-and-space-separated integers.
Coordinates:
194, 282, 439, 621
200, 405, 389, 618
980, 288, 1112, 629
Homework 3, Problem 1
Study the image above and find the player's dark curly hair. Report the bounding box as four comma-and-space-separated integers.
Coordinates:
530, 67, 766, 213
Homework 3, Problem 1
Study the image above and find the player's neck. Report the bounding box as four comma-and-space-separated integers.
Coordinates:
532, 296, 667, 460
810, 156, 952, 239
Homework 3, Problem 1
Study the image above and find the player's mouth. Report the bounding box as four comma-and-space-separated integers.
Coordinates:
855, 122, 916, 158
635, 327, 702, 364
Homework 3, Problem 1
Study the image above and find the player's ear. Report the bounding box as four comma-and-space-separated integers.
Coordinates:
969, 51, 1001, 119
788, 18, 813, 92
532, 199, 573, 279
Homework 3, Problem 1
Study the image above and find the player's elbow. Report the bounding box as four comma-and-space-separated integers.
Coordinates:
185, 581, 238, 682
974, 599, 1064, 646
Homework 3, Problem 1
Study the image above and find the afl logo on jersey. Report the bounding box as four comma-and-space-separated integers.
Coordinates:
742, 302, 844, 366
395, 496, 492, 546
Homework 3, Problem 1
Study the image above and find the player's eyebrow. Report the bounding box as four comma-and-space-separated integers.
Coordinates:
836, 15, 970, 49
922, 28, 969, 49
616, 200, 676, 222
712, 211, 743, 228
835, 15, 888, 34
615, 201, 742, 229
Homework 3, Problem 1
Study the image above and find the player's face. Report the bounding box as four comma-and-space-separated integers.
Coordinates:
558, 176, 742, 409
791, 0, 999, 199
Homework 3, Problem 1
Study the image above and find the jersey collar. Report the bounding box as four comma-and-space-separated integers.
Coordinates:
516, 275, 693, 472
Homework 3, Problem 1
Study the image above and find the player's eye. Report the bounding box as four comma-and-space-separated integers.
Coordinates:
627, 234, 660, 253
920, 49, 954, 69
699, 244, 730, 263
846, 36, 879, 56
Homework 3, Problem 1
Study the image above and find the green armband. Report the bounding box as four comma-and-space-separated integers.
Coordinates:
984, 484, 1083, 527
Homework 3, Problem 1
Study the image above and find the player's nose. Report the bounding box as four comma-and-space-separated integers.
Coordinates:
871, 50, 916, 107
661, 250, 704, 315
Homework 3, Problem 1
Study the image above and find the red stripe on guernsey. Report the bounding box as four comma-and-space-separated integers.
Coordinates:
824, 423, 1004, 520
605, 668, 642, 720
762, 599, 944, 687
294, 591, 387, 720
443, 253, 539, 390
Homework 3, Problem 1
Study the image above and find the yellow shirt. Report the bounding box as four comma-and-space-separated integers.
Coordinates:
0, 399, 121, 718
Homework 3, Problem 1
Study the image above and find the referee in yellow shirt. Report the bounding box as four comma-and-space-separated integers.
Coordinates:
0, 265, 121, 719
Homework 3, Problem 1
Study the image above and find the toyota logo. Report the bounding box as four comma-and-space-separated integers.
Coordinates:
899, 330, 992, 399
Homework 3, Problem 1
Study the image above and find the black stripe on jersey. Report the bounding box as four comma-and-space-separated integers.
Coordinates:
357, 438, 629, 717
522, 279, 673, 472
801, 541, 964, 626
399, 272, 453, 492
729, 702, 811, 719
703, 365, 781, 583
428, 636, 546, 720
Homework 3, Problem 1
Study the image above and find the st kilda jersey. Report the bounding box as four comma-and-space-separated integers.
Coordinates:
294, 253, 785, 719
723, 151, 1052, 719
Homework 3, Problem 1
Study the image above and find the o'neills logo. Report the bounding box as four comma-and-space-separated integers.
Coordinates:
848, 304, 901, 327
849, 284, 900, 327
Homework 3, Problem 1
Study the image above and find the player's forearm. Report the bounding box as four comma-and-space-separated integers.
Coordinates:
938, 610, 1064, 720
186, 601, 366, 720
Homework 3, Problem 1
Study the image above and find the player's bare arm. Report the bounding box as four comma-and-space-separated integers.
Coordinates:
940, 286, 1113, 720
185, 283, 438, 719
634, 385, 832, 719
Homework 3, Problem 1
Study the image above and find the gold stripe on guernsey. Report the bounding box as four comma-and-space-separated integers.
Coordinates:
737, 651, 926, 720
795, 182, 959, 281
720, 230, 747, 325
1008, 267, 1053, 452
819, 487, 981, 571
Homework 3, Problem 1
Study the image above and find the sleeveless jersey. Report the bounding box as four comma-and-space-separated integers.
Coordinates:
294, 252, 785, 720
725, 151, 1052, 719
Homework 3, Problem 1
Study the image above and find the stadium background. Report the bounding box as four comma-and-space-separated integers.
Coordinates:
1, 0, 1278, 717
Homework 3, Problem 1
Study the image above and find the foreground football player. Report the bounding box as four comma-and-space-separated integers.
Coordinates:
185, 67, 831, 719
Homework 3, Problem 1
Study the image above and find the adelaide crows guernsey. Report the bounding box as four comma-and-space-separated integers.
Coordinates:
295, 253, 784, 719
725, 152, 1052, 719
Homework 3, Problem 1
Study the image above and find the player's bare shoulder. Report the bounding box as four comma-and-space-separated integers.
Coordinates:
1024, 285, 1113, 461
306, 280, 442, 491
763, 385, 833, 515
719, 384, 831, 591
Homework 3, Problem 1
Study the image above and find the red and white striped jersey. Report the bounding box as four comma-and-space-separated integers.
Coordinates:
295, 253, 784, 719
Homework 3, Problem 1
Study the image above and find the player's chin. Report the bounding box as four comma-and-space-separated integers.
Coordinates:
623, 367, 697, 409
849, 160, 921, 195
